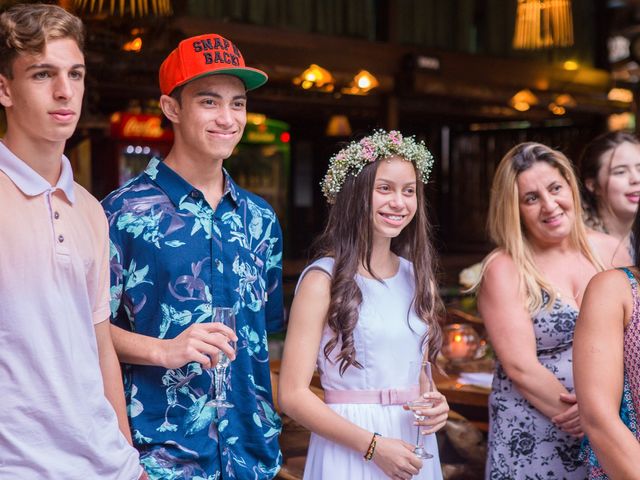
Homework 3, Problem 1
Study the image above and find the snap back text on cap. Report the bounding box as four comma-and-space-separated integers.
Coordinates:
192, 37, 242, 66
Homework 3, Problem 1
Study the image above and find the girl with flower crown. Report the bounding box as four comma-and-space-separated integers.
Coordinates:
278, 130, 448, 480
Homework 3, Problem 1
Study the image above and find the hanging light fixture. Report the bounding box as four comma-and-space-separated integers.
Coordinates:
548, 103, 566, 115
341, 70, 379, 95
509, 89, 539, 112
122, 36, 143, 52
608, 88, 634, 103
553, 93, 576, 107
72, 0, 173, 17
513, 0, 574, 50
292, 64, 335, 92
325, 115, 352, 137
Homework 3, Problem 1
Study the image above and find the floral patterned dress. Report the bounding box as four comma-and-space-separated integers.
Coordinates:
486, 292, 587, 480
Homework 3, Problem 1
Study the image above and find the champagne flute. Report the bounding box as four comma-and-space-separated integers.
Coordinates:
205, 307, 236, 409
406, 361, 435, 459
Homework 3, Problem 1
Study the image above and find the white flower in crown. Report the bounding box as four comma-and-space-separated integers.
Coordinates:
321, 129, 435, 203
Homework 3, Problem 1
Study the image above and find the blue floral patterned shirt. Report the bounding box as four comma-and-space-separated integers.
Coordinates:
102, 158, 283, 480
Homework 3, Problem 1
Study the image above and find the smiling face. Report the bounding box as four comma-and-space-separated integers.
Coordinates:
0, 37, 85, 148
594, 141, 640, 223
168, 74, 247, 162
371, 156, 418, 241
517, 161, 575, 247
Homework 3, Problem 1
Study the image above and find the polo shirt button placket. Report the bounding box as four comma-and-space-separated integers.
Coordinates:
50, 195, 68, 255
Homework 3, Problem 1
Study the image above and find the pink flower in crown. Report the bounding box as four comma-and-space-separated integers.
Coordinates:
360, 139, 376, 162
389, 131, 402, 145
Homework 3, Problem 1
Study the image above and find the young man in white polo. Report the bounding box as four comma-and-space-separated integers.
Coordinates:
0, 4, 144, 479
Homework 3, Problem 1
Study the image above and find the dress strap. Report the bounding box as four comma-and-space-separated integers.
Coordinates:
618, 267, 639, 315
619, 267, 639, 288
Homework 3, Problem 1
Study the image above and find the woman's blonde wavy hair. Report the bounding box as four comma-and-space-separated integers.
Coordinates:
478, 142, 604, 313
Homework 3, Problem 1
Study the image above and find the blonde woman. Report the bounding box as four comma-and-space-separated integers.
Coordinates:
476, 143, 629, 479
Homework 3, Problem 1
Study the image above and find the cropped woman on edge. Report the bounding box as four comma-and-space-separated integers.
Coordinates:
579, 130, 640, 257
574, 207, 640, 479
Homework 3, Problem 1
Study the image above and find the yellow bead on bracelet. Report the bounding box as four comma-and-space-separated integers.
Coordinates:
364, 432, 381, 461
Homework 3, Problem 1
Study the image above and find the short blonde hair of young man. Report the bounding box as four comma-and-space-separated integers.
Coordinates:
0, 3, 84, 79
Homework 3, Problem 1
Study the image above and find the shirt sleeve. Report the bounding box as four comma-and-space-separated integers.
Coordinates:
101, 202, 129, 330
92, 211, 112, 325
265, 217, 284, 334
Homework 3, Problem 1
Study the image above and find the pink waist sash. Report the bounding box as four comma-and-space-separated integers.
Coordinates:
323, 386, 420, 405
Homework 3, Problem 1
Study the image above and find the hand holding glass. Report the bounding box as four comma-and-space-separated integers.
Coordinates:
206, 307, 236, 409
406, 361, 435, 459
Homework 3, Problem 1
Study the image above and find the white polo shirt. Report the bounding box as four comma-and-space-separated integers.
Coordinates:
0, 142, 142, 479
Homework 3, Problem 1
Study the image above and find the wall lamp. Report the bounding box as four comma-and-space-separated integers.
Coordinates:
341, 70, 379, 95
509, 88, 539, 112
293, 64, 335, 92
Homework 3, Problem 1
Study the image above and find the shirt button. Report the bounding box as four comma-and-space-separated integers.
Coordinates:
54, 211, 60, 219
190, 191, 201, 199
58, 234, 64, 243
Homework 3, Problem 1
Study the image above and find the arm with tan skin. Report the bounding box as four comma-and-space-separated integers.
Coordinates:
95, 319, 134, 445
278, 270, 423, 480
574, 270, 640, 479
110, 322, 237, 370
478, 252, 582, 436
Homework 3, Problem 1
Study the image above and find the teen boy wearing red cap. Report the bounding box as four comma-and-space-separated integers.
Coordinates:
102, 34, 283, 479
0, 4, 145, 479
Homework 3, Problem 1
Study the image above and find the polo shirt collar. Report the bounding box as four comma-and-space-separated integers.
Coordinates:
0, 141, 75, 203
145, 157, 239, 208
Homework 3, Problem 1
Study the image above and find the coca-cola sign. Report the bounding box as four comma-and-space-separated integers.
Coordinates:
110, 112, 174, 142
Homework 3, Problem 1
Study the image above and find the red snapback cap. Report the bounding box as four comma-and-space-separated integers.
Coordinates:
159, 33, 268, 95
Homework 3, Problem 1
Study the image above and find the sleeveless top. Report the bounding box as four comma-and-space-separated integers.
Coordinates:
583, 267, 640, 479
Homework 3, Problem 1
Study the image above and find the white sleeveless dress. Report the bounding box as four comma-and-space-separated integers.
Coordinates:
298, 257, 443, 480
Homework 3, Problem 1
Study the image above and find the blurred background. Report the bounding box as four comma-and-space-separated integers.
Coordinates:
4, 2, 636, 477
1, 0, 638, 286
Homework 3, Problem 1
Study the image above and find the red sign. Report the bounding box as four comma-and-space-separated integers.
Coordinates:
110, 112, 174, 142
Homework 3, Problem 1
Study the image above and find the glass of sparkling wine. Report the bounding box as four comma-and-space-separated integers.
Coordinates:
406, 361, 435, 459
206, 307, 236, 409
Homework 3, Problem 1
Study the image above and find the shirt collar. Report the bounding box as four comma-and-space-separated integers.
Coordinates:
145, 157, 239, 207
0, 141, 75, 203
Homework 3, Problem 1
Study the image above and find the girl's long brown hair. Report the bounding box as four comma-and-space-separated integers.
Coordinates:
312, 156, 444, 375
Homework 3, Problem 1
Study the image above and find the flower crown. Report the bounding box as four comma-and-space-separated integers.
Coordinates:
321, 130, 434, 203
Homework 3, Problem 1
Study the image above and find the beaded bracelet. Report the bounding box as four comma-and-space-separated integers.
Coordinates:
363, 432, 381, 461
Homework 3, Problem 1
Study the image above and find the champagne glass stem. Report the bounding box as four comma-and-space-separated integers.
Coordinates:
416, 425, 423, 450
214, 365, 227, 403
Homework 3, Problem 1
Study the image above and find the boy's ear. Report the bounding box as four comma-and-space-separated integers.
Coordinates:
159, 94, 180, 124
0, 74, 14, 108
